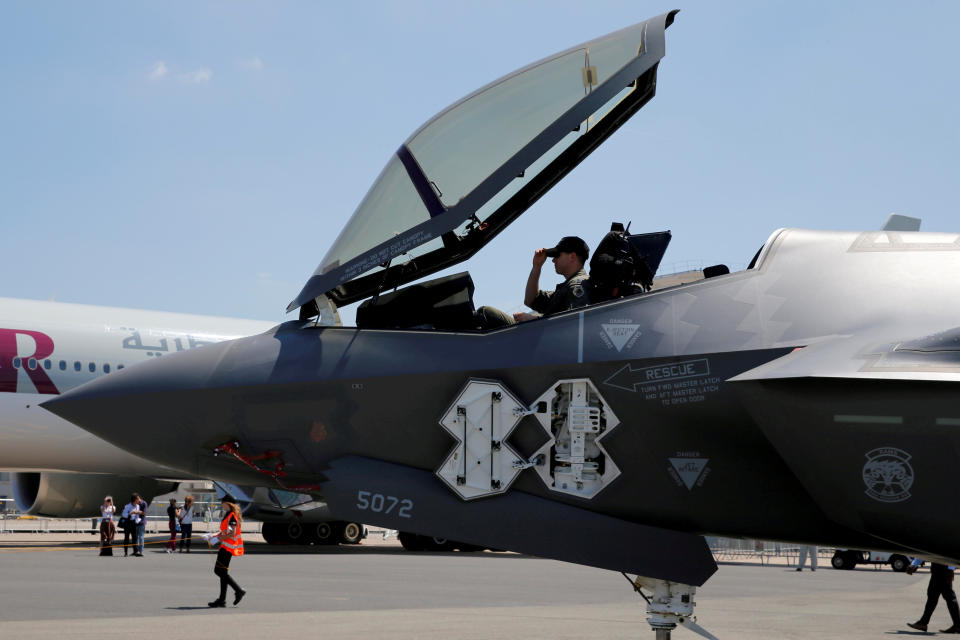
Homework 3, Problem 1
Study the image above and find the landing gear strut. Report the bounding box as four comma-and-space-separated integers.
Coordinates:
627, 575, 718, 640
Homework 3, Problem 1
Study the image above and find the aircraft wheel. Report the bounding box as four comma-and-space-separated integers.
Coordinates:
340, 521, 364, 545
423, 536, 456, 552
831, 551, 856, 570
398, 531, 425, 551
311, 522, 336, 545
261, 522, 283, 545
890, 554, 910, 572
286, 521, 306, 545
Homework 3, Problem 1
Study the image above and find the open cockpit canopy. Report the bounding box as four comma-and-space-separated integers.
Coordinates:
289, 11, 678, 314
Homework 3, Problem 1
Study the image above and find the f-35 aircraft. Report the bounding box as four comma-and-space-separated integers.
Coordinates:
44, 12, 960, 638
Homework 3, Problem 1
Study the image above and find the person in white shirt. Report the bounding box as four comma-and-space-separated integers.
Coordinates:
120, 493, 142, 557
178, 494, 195, 553
99, 496, 116, 557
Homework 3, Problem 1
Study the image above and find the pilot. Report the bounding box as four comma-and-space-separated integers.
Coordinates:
477, 236, 590, 328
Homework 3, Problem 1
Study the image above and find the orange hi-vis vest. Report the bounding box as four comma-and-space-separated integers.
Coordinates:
219, 512, 244, 556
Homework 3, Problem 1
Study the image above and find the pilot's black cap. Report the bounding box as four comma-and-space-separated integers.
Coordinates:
545, 236, 589, 263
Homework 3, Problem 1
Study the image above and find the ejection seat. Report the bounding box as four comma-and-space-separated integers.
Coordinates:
587, 223, 671, 304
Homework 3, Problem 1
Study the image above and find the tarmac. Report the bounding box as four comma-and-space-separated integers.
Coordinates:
0, 531, 947, 639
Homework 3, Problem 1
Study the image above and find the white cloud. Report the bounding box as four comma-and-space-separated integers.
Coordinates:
148, 61, 168, 80
240, 56, 264, 71
180, 67, 213, 84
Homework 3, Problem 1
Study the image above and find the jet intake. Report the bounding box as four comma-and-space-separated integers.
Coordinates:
13, 472, 176, 518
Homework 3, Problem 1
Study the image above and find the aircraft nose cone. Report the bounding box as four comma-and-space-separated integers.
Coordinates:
42, 330, 280, 478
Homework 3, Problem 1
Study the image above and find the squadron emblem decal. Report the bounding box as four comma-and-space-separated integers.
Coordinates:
862, 447, 914, 503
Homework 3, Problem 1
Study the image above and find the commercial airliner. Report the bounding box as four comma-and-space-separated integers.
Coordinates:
0, 296, 276, 516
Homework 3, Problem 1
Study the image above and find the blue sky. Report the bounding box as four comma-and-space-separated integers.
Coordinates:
3, 1, 958, 326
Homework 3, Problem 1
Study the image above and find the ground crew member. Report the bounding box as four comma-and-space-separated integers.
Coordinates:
907, 559, 960, 633
204, 497, 246, 607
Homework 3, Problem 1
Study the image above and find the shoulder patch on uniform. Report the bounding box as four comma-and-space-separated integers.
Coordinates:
572, 284, 585, 298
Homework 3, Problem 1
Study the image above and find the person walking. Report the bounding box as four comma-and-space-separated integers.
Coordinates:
907, 560, 960, 633
165, 498, 181, 553
99, 496, 116, 556
204, 497, 246, 608
796, 544, 818, 571
178, 495, 195, 553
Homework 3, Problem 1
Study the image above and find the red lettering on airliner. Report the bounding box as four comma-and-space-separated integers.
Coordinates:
0, 328, 59, 395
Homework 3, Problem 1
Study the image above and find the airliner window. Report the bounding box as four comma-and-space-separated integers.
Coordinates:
73, 361, 81, 372
104, 364, 111, 373
59, 360, 66, 371
44, 359, 51, 370
12, 357, 20, 368
88, 362, 95, 373
118, 364, 125, 370
28, 358, 36, 370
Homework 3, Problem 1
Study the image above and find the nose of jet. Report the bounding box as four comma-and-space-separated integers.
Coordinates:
42, 328, 281, 479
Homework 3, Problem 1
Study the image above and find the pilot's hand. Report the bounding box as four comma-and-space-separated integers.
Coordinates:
532, 248, 548, 267
513, 312, 540, 323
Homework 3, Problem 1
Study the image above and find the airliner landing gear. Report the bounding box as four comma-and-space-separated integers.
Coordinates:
628, 576, 718, 640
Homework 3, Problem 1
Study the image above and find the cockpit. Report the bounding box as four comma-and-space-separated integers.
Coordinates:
349, 223, 676, 331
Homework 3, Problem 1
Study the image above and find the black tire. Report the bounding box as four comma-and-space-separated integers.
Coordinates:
890, 555, 910, 572
340, 522, 364, 544
831, 551, 856, 570
286, 521, 306, 544
398, 531, 425, 551
422, 536, 456, 552
312, 521, 336, 545
261, 522, 283, 545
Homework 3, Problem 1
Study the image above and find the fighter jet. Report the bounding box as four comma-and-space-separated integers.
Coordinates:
43, 11, 960, 637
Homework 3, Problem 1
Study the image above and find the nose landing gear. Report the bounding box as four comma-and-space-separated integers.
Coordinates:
627, 575, 719, 640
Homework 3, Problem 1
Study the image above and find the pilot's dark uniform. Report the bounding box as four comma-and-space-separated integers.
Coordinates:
529, 268, 590, 315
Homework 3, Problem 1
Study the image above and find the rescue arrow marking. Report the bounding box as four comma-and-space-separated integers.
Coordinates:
604, 358, 711, 392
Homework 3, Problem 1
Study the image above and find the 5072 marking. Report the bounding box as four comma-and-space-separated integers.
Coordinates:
356, 490, 413, 518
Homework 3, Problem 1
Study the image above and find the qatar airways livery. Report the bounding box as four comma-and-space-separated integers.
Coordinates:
0, 296, 275, 516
